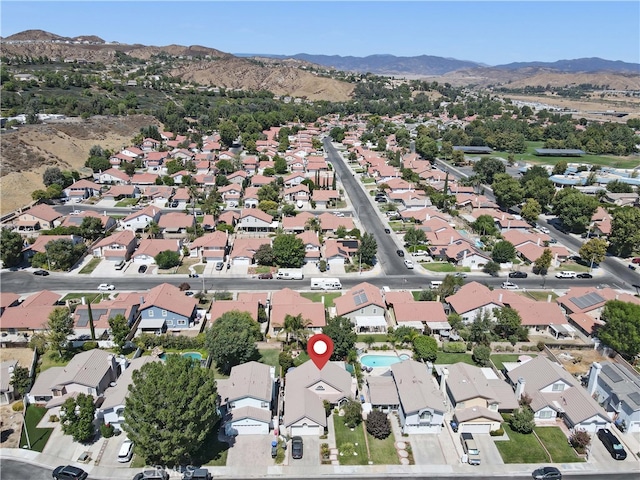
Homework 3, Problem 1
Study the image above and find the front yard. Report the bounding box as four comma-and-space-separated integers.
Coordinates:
333, 414, 399, 465
495, 424, 584, 464
19, 405, 53, 452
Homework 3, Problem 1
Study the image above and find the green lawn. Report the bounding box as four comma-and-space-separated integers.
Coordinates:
333, 415, 369, 465
78, 257, 101, 274
293, 351, 310, 366
39, 349, 74, 372
357, 333, 390, 343
556, 263, 590, 272
434, 353, 474, 365
367, 429, 400, 465
259, 348, 280, 371
300, 292, 341, 307
534, 426, 584, 463
495, 423, 549, 463
521, 291, 558, 302
115, 198, 139, 207
491, 354, 537, 371
19, 405, 53, 452
422, 262, 456, 272
60, 292, 102, 303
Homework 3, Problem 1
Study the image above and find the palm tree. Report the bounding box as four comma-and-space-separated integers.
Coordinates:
146, 221, 160, 239
283, 313, 311, 349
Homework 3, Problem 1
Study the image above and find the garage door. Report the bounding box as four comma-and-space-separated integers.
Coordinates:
229, 422, 268, 435
459, 423, 491, 434
233, 258, 251, 266
290, 423, 319, 436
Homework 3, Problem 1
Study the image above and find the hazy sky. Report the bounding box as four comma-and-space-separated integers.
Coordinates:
2, 1, 639, 65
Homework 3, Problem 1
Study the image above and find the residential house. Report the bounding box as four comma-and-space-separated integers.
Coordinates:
27, 349, 121, 407
586, 361, 640, 433
63, 179, 101, 202
229, 237, 271, 266
157, 212, 195, 237
283, 184, 310, 205
391, 360, 446, 434
506, 355, 609, 432
238, 209, 276, 232
269, 289, 326, 338
284, 172, 306, 188
249, 175, 273, 188
137, 283, 198, 332
188, 231, 228, 262
130, 173, 159, 185
296, 230, 321, 265
95, 168, 130, 185
219, 184, 242, 208
73, 292, 140, 338
282, 212, 315, 233
384, 291, 450, 335
60, 210, 116, 232
284, 360, 353, 436
445, 282, 503, 323
102, 185, 140, 201
0, 293, 20, 317
436, 363, 519, 433
311, 189, 340, 209
334, 282, 387, 333
0, 290, 60, 334
92, 230, 137, 262
16, 204, 62, 232
22, 235, 83, 260
227, 170, 248, 185
121, 205, 161, 231
318, 212, 355, 234
242, 187, 260, 209
132, 239, 182, 265
217, 361, 276, 435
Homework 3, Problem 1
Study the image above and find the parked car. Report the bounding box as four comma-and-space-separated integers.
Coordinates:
576, 273, 593, 278
629, 264, 637, 271
632, 257, 640, 264
509, 271, 528, 278
258, 273, 273, 279
404, 259, 414, 269
454, 272, 467, 278
215, 261, 224, 271
97, 283, 115, 291
185, 291, 194, 297
532, 466, 562, 479
182, 468, 212, 480
52, 465, 88, 480
501, 281, 519, 290
171, 201, 179, 208
138, 265, 148, 274
597, 428, 627, 460
334, 212, 345, 217
396, 250, 405, 257
291, 436, 303, 459
117, 438, 134, 463
132, 470, 169, 480
33, 269, 50, 276
384, 228, 391, 234
460, 432, 480, 465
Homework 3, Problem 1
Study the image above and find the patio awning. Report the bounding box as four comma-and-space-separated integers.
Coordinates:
396, 321, 424, 330
138, 318, 166, 329
355, 316, 387, 328
426, 321, 451, 331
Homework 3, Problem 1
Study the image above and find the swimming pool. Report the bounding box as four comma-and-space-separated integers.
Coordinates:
360, 354, 411, 368
159, 352, 203, 361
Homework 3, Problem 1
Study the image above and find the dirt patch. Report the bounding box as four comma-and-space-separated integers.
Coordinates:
0, 348, 36, 369
0, 404, 24, 448
553, 348, 609, 376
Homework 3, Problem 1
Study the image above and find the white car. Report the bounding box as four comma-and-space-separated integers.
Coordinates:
97, 284, 115, 291
117, 438, 134, 463
404, 259, 414, 269
334, 212, 345, 217
501, 281, 519, 290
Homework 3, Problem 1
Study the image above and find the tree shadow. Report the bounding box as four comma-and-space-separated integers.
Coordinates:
1, 428, 14, 443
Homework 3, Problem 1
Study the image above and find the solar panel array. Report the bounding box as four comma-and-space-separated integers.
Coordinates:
569, 292, 605, 310
602, 364, 623, 383
353, 289, 368, 306
628, 391, 640, 408
76, 308, 108, 327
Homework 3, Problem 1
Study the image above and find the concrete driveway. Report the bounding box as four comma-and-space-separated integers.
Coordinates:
289, 436, 319, 466
225, 435, 278, 468
408, 434, 445, 465
476, 434, 504, 465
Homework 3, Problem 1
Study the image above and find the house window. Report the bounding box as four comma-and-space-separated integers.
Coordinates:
162, 310, 167, 317
373, 308, 377, 314
539, 410, 553, 419
148, 310, 154, 317
552, 383, 565, 392
177, 319, 187, 326
419, 411, 432, 423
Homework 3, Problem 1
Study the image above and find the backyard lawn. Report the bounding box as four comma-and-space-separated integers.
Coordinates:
259, 348, 280, 370
333, 415, 369, 465
39, 349, 73, 372
20, 405, 53, 452
491, 353, 538, 371
520, 291, 558, 302
434, 353, 474, 365
300, 292, 341, 307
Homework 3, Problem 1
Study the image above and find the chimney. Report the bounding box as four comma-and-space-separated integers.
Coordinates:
140, 296, 145, 305
502, 214, 505, 221
515, 377, 526, 400
537, 238, 540, 246
440, 367, 449, 394
498, 293, 503, 303
450, 236, 454, 245
587, 362, 602, 395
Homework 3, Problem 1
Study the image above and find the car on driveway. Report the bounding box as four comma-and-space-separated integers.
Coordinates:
117, 438, 134, 463
97, 283, 115, 291
185, 291, 194, 296
532, 466, 562, 479
258, 273, 273, 279
52, 465, 88, 480
291, 436, 303, 459
509, 271, 528, 278
33, 269, 50, 276
396, 249, 405, 257
404, 259, 414, 269
138, 265, 148, 274
597, 428, 627, 460
576, 273, 593, 278
215, 261, 224, 271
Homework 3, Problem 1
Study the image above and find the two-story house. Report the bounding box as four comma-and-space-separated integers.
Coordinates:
238, 209, 276, 232
92, 230, 137, 262
334, 282, 387, 333
188, 231, 228, 262
137, 283, 198, 332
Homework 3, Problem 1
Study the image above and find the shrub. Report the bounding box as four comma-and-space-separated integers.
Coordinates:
489, 427, 504, 436
49, 414, 59, 422
100, 422, 115, 438
366, 410, 391, 439
536, 341, 545, 351
343, 399, 363, 428
442, 341, 467, 353
570, 429, 591, 452
510, 407, 534, 434
11, 401, 24, 412
82, 341, 98, 351
321, 443, 331, 460
340, 442, 356, 456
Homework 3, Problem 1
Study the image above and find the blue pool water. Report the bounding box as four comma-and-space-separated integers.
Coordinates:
159, 352, 203, 361
360, 354, 410, 368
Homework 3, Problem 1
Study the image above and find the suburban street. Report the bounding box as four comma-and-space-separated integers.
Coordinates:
324, 138, 412, 276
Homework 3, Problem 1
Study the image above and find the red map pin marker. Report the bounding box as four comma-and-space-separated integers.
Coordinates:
308, 334, 333, 371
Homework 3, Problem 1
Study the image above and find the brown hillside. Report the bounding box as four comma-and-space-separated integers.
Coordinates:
0, 115, 159, 215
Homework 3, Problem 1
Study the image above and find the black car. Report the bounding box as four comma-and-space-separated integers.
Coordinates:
509, 271, 528, 279
576, 273, 592, 279
291, 436, 303, 459
532, 466, 562, 480
396, 250, 405, 257
133, 470, 169, 480
384, 228, 391, 234
33, 269, 50, 276
52, 465, 88, 480
138, 265, 148, 274
597, 428, 627, 460
182, 468, 212, 480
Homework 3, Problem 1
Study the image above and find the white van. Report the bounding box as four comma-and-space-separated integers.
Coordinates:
117, 438, 134, 463
430, 280, 443, 289
555, 271, 577, 278
310, 278, 342, 290
275, 268, 304, 280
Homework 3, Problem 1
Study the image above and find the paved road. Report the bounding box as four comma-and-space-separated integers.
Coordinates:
324, 139, 413, 276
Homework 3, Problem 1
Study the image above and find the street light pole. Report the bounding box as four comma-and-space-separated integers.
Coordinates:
22, 396, 31, 449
